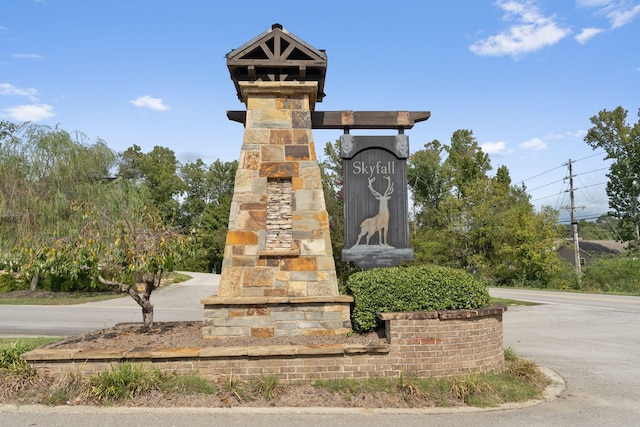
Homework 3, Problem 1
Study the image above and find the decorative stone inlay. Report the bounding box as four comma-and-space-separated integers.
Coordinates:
266, 178, 293, 252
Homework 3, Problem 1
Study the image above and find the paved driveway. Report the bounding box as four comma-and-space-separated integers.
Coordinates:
0, 272, 219, 336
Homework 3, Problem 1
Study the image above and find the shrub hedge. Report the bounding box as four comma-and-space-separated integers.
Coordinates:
347, 264, 491, 333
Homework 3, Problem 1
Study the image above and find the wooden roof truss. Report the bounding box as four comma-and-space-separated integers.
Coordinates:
226, 23, 327, 102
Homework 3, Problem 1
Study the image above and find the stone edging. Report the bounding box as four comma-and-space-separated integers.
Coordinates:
23, 343, 390, 363
378, 306, 506, 321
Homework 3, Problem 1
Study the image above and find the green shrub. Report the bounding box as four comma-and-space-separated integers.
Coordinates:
0, 340, 34, 374
581, 257, 640, 294
40, 270, 111, 293
347, 264, 491, 333
0, 274, 17, 293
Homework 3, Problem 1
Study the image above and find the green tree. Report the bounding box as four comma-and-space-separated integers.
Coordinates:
407, 140, 450, 229
178, 159, 237, 272
117, 144, 144, 181
0, 123, 116, 289
117, 145, 185, 222
444, 129, 492, 199
138, 146, 185, 221
584, 106, 640, 248
473, 173, 563, 285
575, 217, 618, 240
408, 130, 563, 286
319, 140, 359, 287
33, 180, 187, 329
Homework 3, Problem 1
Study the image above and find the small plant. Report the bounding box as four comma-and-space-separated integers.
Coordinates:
396, 371, 426, 404
0, 340, 33, 374
43, 371, 87, 405
504, 347, 518, 362
219, 374, 248, 403
449, 371, 495, 405
89, 363, 164, 402
506, 358, 546, 384
250, 373, 282, 401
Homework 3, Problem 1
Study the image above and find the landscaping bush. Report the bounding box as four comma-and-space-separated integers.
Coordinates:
347, 264, 491, 333
40, 270, 112, 293
0, 273, 17, 293
581, 256, 640, 294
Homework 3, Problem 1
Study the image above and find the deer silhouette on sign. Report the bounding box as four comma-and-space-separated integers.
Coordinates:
354, 175, 394, 247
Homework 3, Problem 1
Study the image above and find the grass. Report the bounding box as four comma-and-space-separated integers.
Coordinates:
490, 297, 539, 306
311, 351, 549, 408
0, 272, 192, 305
0, 337, 62, 350
0, 292, 124, 305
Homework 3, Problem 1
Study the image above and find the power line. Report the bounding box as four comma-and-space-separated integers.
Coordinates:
573, 151, 607, 163
526, 178, 565, 192
519, 151, 606, 185
521, 164, 565, 184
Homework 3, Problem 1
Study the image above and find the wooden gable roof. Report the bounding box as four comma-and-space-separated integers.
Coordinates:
226, 23, 327, 102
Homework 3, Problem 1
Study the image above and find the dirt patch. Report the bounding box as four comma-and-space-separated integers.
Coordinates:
43, 321, 387, 350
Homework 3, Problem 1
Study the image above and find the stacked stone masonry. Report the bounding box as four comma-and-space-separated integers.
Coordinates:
202, 81, 351, 339
24, 307, 505, 383
215, 82, 339, 299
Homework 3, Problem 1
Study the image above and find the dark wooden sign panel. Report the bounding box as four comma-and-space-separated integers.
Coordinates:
341, 135, 413, 269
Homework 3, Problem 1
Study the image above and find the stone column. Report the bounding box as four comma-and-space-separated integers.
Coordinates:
202, 81, 353, 339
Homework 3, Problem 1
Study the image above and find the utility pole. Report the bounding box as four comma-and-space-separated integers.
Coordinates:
566, 159, 582, 278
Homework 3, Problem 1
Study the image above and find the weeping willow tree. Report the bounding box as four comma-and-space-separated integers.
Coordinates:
0, 122, 116, 289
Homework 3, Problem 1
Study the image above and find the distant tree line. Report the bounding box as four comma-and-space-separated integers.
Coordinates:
1, 104, 638, 300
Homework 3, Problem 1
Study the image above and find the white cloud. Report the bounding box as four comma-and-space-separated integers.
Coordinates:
576, 0, 613, 7
130, 95, 170, 111
520, 137, 548, 151
12, 53, 44, 60
3, 104, 55, 121
481, 141, 508, 154
575, 27, 605, 43
577, 0, 640, 31
470, 0, 570, 58
608, 3, 640, 27
0, 83, 39, 101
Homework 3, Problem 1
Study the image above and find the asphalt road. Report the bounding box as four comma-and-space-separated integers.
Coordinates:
1, 282, 639, 426
0, 271, 219, 337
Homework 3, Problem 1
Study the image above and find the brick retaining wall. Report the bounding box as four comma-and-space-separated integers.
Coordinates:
23, 307, 504, 382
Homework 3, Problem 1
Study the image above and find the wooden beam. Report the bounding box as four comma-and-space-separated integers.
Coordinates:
227, 110, 431, 130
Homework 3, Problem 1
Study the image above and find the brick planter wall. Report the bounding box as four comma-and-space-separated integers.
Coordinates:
23, 307, 504, 382
379, 307, 505, 377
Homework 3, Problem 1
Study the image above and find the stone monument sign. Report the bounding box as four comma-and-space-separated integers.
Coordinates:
202, 24, 352, 339
202, 24, 430, 339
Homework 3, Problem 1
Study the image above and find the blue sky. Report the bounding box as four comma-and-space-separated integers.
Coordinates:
1, 0, 639, 223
